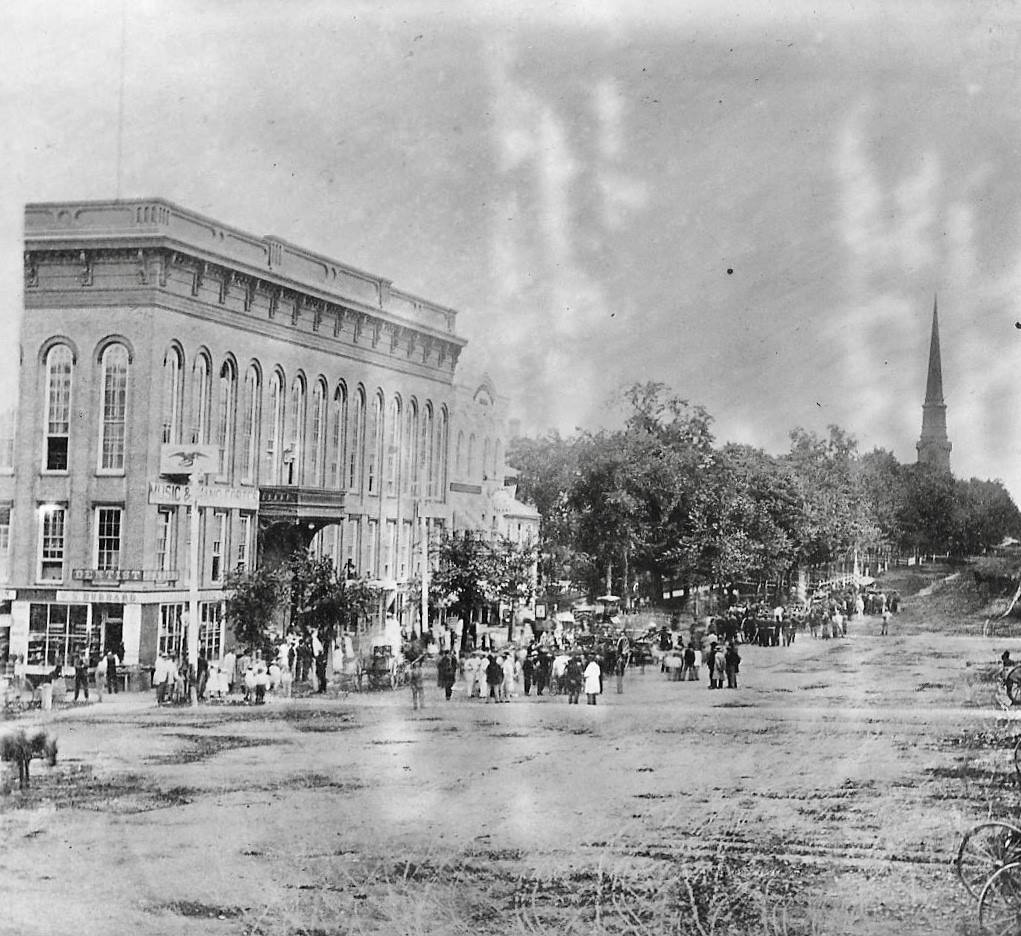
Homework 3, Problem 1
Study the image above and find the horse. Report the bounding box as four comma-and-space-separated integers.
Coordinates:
1, 729, 58, 791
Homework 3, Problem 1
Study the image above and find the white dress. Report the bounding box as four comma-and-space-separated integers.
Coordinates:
584, 661, 601, 695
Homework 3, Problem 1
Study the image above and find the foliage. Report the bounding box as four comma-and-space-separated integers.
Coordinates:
506, 383, 1021, 599
225, 552, 379, 654
429, 530, 537, 622
224, 564, 286, 655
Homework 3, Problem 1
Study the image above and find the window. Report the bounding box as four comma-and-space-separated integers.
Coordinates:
0, 408, 15, 470
366, 391, 383, 495
210, 511, 227, 583
0, 504, 10, 555
240, 365, 261, 484
27, 603, 88, 668
343, 518, 361, 577
38, 505, 66, 582
158, 603, 185, 657
198, 601, 223, 659
330, 384, 347, 489
483, 437, 491, 481
493, 437, 502, 479
267, 370, 284, 484
404, 399, 419, 493
95, 507, 122, 571
309, 379, 326, 487
44, 345, 73, 471
160, 346, 183, 444
366, 519, 378, 577
455, 430, 464, 478
156, 508, 176, 573
386, 396, 402, 495
189, 353, 211, 445
468, 434, 477, 479
348, 388, 364, 491
437, 408, 449, 496
236, 513, 252, 572
216, 360, 236, 478
423, 404, 435, 497
98, 344, 128, 471
287, 375, 305, 485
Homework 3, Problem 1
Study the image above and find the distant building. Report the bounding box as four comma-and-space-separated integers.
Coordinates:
0, 198, 537, 680
916, 296, 952, 472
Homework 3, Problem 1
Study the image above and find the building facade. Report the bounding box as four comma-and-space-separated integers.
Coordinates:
0, 198, 536, 682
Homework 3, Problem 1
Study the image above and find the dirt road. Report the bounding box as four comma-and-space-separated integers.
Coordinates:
1, 629, 1017, 935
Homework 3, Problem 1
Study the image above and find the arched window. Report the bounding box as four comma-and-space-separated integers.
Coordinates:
215, 359, 236, 478
309, 379, 327, 487
455, 430, 465, 478
189, 353, 211, 445
493, 437, 503, 479
43, 344, 73, 471
482, 437, 491, 481
438, 407, 449, 497
287, 375, 306, 485
331, 383, 347, 490
366, 390, 383, 495
348, 387, 365, 491
467, 433, 477, 480
267, 370, 284, 484
98, 343, 128, 471
160, 345, 183, 445
423, 403, 435, 498
386, 395, 402, 495
240, 364, 261, 484
403, 399, 419, 494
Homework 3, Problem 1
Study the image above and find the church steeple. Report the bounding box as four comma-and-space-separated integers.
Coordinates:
916, 295, 952, 472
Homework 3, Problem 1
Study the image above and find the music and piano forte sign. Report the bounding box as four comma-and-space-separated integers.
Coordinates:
148, 480, 260, 511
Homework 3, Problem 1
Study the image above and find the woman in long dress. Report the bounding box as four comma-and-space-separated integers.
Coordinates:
583, 656, 602, 705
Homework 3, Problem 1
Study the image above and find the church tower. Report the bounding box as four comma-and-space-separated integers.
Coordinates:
916, 295, 952, 472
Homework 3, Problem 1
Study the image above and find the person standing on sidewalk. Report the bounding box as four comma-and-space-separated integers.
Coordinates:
725, 642, 741, 689
73, 652, 90, 703
584, 655, 602, 705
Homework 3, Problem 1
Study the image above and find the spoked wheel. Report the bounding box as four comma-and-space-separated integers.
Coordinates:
1013, 736, 1021, 785
1007, 668, 1021, 706
979, 861, 1021, 934
957, 822, 1021, 898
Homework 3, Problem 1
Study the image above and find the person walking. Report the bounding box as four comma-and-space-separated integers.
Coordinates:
725, 642, 741, 689
522, 654, 535, 696
564, 653, 583, 704
583, 655, 602, 705
614, 652, 626, 694
105, 649, 119, 695
682, 642, 698, 681
409, 655, 425, 711
437, 650, 457, 701
485, 654, 503, 703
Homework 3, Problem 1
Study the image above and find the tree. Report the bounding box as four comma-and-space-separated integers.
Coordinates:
224, 564, 286, 657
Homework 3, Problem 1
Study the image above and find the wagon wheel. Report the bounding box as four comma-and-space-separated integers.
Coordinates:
956, 822, 1021, 898
1007, 667, 1021, 706
978, 861, 1021, 934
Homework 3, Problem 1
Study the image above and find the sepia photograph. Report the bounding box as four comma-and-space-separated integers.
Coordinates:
3, 2, 1021, 934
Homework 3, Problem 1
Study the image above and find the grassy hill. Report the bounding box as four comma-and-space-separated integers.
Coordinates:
875, 562, 1021, 637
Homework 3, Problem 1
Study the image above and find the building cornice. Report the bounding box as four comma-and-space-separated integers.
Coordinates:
24, 199, 467, 373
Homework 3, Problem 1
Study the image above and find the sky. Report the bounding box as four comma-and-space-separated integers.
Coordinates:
3, 1, 1021, 498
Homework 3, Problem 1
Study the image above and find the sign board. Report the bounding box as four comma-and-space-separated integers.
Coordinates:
159, 444, 220, 477
148, 481, 260, 511
534, 603, 547, 620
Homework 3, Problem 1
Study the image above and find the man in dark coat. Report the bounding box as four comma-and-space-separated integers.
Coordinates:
73, 653, 89, 702
522, 654, 535, 695
725, 642, 741, 689
535, 651, 551, 696
564, 654, 583, 704
437, 650, 457, 701
105, 649, 119, 695
485, 654, 503, 703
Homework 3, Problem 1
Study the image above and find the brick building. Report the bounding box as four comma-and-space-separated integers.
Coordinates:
0, 199, 537, 683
